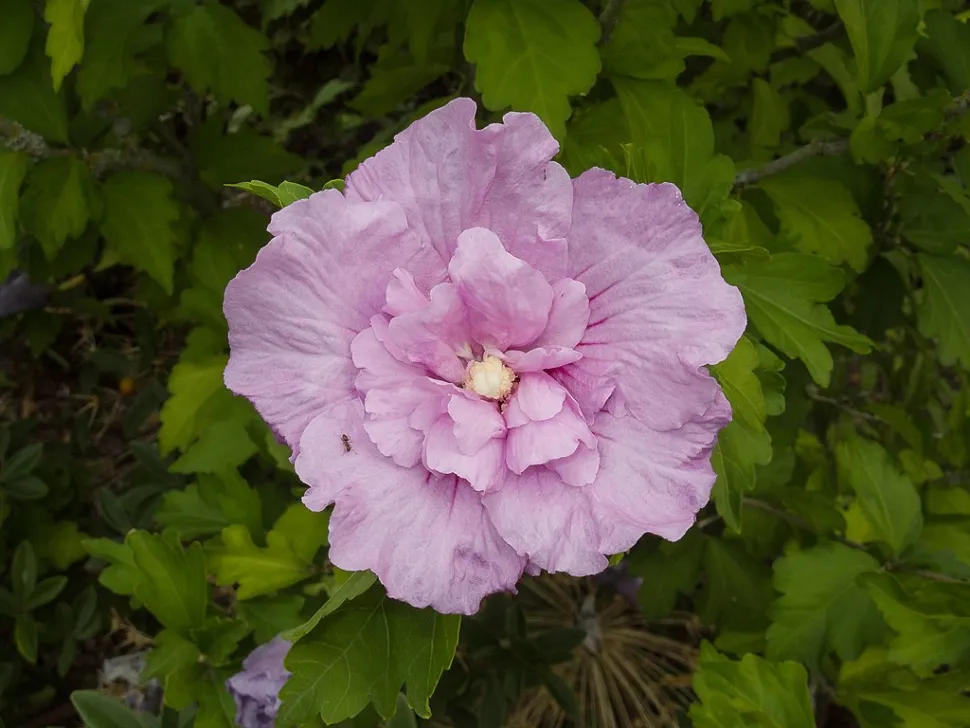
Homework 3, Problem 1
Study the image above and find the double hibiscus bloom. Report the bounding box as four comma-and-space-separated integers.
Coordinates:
224, 99, 745, 615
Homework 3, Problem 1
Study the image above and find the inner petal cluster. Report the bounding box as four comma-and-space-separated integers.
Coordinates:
350, 227, 596, 493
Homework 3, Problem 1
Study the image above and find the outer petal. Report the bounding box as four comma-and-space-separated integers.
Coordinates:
559, 170, 746, 429
295, 399, 525, 614
449, 228, 553, 350
224, 191, 440, 454
344, 98, 572, 279
482, 468, 607, 575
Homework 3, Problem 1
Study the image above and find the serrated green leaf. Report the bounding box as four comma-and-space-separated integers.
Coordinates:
270, 504, 329, 564
350, 62, 450, 117
76, 0, 168, 109
192, 121, 302, 188
237, 595, 306, 644
44, 0, 87, 90
835, 0, 920, 93
83, 538, 140, 596
143, 630, 200, 681
917, 253, 970, 370
690, 643, 814, 728
158, 355, 228, 455
920, 10, 970, 95
100, 172, 179, 294
278, 584, 460, 725
864, 573, 970, 676
836, 436, 923, 554
284, 570, 377, 642
0, 0, 34, 75
759, 174, 872, 272
170, 420, 258, 474
0, 35, 69, 143
712, 422, 772, 532
766, 542, 884, 669
463, 0, 601, 139
0, 150, 30, 251
600, 0, 695, 81
624, 531, 703, 620
156, 470, 263, 541
127, 531, 208, 635
698, 537, 774, 632
711, 337, 766, 431
166, 2, 272, 115
191, 617, 251, 667
750, 78, 790, 149
20, 157, 98, 259
724, 253, 872, 386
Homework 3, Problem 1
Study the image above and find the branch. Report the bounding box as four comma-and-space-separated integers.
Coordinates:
733, 139, 850, 188
597, 0, 627, 47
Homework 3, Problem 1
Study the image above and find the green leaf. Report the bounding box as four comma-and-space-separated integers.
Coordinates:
166, 2, 272, 116
15, 613, 38, 663
44, 0, 87, 90
3, 475, 48, 500
143, 630, 201, 681
0, 0, 34, 75
23, 576, 67, 610
192, 121, 303, 188
19, 157, 98, 259
690, 643, 814, 728
463, 0, 601, 139
170, 420, 258, 474
614, 80, 735, 226
0, 35, 69, 143
920, 10, 970, 95
711, 337, 767, 432
625, 531, 704, 620
836, 436, 923, 554
278, 584, 460, 725
766, 542, 884, 669
864, 574, 970, 676
237, 595, 306, 644
83, 538, 140, 596
191, 617, 251, 666
226, 180, 312, 208
1, 443, 42, 481
698, 537, 774, 632
350, 62, 450, 117
72, 690, 156, 728
711, 422, 772, 532
835, 0, 920, 93
76, 0, 168, 109
156, 470, 263, 541
100, 172, 179, 294
11, 540, 37, 601
284, 570, 377, 642
724, 253, 873, 387
759, 173, 872, 272
158, 355, 228, 455
32, 520, 88, 569
127, 531, 208, 635
0, 150, 29, 251
750, 78, 790, 149
917, 253, 970, 371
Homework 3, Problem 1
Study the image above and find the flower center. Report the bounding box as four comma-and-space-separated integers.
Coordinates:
463, 355, 516, 400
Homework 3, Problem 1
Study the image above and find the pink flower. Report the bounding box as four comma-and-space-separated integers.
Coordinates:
224, 98, 745, 615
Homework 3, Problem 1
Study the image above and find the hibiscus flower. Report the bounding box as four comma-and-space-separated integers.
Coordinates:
224, 98, 745, 615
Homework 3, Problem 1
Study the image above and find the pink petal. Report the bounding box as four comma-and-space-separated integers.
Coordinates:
344, 98, 572, 280
503, 372, 565, 427
296, 398, 525, 615
482, 468, 607, 575
560, 170, 746, 429
383, 269, 427, 316
505, 392, 594, 474
532, 278, 590, 350
548, 442, 600, 487
225, 192, 438, 455
424, 416, 506, 492
448, 393, 506, 454
448, 228, 554, 350
501, 347, 582, 372
384, 283, 470, 383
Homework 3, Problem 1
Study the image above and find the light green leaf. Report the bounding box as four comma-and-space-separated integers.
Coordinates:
766, 542, 884, 669
227, 180, 315, 208
158, 355, 228, 455
600, 0, 690, 81
127, 531, 208, 635
19, 157, 98, 259
750, 78, 790, 149
711, 422, 772, 532
284, 570, 377, 642
350, 62, 450, 117
0, 35, 69, 143
614, 79, 735, 226
690, 643, 814, 728
237, 595, 306, 644
100, 172, 179, 294
0, 150, 30, 250
190, 617, 251, 666
278, 584, 460, 725
83, 538, 140, 596
835, 0, 920, 93
76, 0, 168, 109
917, 253, 970, 371
463, 0, 601, 139
71, 690, 157, 728
156, 470, 263, 541
836, 436, 923, 554
166, 2, 272, 115
711, 337, 766, 431
724, 253, 873, 386
143, 630, 201, 681
0, 0, 34, 75
759, 174, 872, 272
270, 504, 330, 565
44, 0, 87, 90
31, 520, 88, 570
864, 574, 970, 676
170, 420, 258, 474
698, 538, 774, 632
921, 10, 970, 94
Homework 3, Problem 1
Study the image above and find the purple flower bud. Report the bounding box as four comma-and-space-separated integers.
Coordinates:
226, 636, 291, 728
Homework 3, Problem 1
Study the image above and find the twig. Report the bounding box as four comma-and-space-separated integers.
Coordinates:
597, 0, 627, 47
806, 387, 884, 424
744, 498, 868, 552
733, 140, 850, 188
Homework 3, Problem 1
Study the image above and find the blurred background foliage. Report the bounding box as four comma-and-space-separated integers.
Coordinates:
1, 0, 970, 726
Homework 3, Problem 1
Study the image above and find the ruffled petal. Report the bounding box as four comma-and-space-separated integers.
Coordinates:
384, 283, 470, 382
482, 468, 607, 575
501, 347, 582, 372
503, 372, 565, 427
532, 278, 590, 350
296, 399, 525, 614
505, 389, 594, 474
448, 393, 506, 454
383, 268, 427, 316
344, 98, 572, 279
224, 191, 439, 454
548, 442, 600, 487
560, 170, 746, 429
449, 228, 554, 350
424, 416, 506, 492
